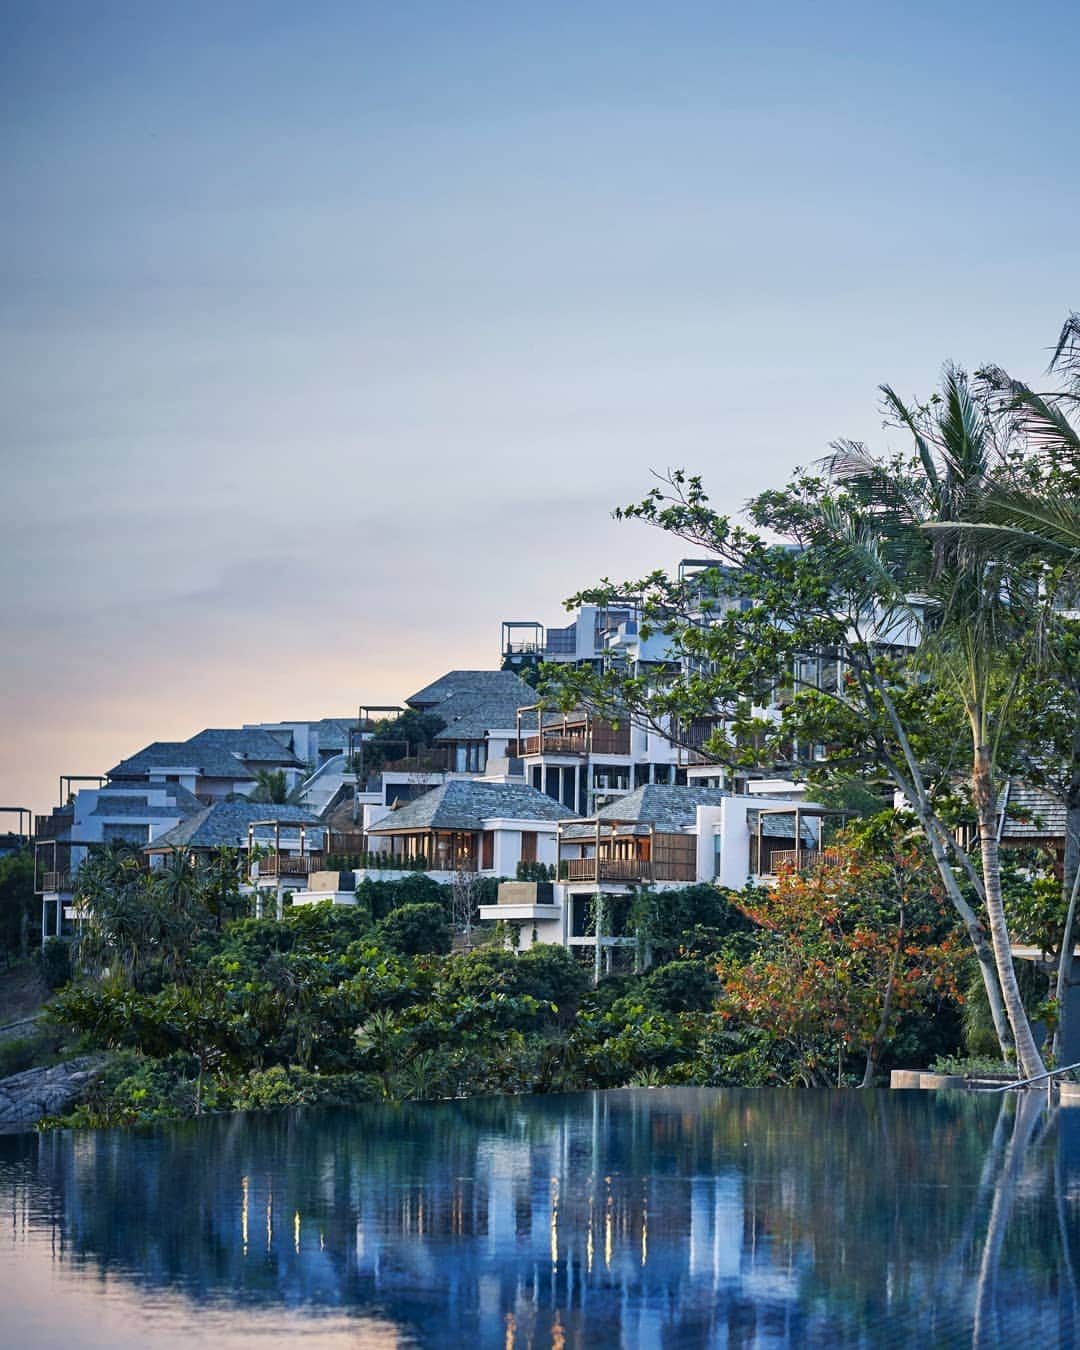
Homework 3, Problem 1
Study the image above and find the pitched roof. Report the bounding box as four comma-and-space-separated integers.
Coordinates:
1002, 783, 1067, 840
312, 718, 354, 749
367, 780, 577, 833
146, 802, 316, 852
404, 670, 537, 737
597, 785, 728, 831
89, 784, 204, 819
108, 741, 258, 782
108, 727, 303, 781
186, 728, 304, 767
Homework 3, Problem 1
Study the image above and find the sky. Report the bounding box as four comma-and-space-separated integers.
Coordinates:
2, 0, 1078, 820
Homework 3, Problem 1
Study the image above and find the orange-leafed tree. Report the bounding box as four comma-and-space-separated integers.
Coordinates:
718, 819, 962, 1086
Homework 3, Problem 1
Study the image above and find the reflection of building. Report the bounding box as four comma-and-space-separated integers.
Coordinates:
8, 1088, 1065, 1349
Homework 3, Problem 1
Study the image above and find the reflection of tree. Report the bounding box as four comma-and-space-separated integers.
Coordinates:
1, 1089, 1078, 1348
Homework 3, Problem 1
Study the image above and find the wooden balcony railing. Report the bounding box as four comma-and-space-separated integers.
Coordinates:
508, 725, 631, 758
256, 854, 321, 879
560, 856, 697, 884
765, 848, 846, 875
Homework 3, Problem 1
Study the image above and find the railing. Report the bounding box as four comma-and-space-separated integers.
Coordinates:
326, 831, 367, 855
256, 854, 321, 878
764, 848, 846, 875
991, 1060, 1080, 1093
508, 726, 631, 758
42, 871, 73, 892
562, 858, 642, 882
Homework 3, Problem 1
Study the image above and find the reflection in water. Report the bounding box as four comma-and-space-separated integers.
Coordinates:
2, 1087, 1079, 1348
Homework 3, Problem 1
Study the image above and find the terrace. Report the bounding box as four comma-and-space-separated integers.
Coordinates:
557, 817, 698, 885
507, 706, 631, 758
750, 806, 854, 878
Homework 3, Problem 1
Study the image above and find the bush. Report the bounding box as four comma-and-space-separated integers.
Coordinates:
375, 903, 452, 956
0, 1028, 63, 1078
643, 959, 719, 1013
36, 938, 72, 990
231, 1065, 376, 1110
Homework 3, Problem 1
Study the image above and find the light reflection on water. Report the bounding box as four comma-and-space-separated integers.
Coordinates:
1, 1087, 1079, 1348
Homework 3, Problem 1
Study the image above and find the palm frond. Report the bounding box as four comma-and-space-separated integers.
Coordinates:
923, 485, 1080, 567
979, 368, 1080, 461
879, 384, 941, 497
1050, 311, 1080, 394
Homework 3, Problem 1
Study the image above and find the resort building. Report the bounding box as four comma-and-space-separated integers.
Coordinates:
105, 727, 306, 803
34, 779, 207, 941
308, 779, 576, 887
506, 704, 681, 817
480, 784, 831, 959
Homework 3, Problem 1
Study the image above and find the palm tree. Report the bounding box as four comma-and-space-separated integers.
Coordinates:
827, 367, 1048, 1078
919, 315, 1080, 1065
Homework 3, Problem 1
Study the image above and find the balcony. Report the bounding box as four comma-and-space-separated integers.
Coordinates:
507, 721, 630, 758
559, 828, 698, 885
41, 871, 73, 893
255, 854, 322, 879
762, 848, 846, 876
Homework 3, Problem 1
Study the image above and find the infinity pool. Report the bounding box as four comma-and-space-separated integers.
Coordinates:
1, 1087, 1077, 1347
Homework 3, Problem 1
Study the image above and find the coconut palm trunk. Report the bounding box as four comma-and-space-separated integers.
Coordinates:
971, 734, 1046, 1080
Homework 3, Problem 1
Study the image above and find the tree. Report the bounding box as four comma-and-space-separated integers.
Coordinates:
375, 903, 452, 956
543, 467, 1016, 1060
0, 849, 37, 963
717, 826, 961, 1086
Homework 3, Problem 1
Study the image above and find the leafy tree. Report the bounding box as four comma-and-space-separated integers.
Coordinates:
0, 849, 37, 962
250, 768, 289, 804
717, 829, 962, 1086
352, 711, 447, 777
542, 346, 1079, 1075
642, 959, 719, 1013
375, 902, 452, 956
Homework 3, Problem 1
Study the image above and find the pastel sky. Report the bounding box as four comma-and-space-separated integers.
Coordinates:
2, 0, 1078, 819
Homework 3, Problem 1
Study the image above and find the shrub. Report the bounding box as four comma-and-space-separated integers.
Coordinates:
36, 938, 72, 990
0, 1028, 63, 1078
375, 903, 452, 956
643, 959, 719, 1013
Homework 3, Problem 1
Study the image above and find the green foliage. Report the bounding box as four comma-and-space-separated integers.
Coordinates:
375, 903, 452, 956
0, 850, 37, 963
231, 1065, 376, 1110
630, 884, 756, 964
352, 710, 447, 778
642, 959, 719, 1013
515, 861, 556, 881
36, 937, 72, 989
0, 1028, 63, 1078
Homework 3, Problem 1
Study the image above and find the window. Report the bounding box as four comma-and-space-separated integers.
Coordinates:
520, 831, 537, 864
482, 831, 494, 869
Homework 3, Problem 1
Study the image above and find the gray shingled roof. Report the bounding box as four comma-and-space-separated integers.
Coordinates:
147, 802, 316, 852
90, 783, 204, 819
1002, 783, 1067, 840
562, 785, 729, 838
313, 718, 354, 749
108, 727, 303, 781
108, 741, 258, 781
368, 780, 577, 833
187, 728, 304, 767
404, 671, 537, 738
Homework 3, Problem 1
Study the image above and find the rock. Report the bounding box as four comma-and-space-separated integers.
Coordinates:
0, 1055, 107, 1130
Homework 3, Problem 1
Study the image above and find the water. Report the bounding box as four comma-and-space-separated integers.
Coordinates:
1, 1087, 1078, 1348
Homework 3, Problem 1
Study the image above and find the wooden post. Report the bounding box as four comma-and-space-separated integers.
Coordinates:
794, 808, 801, 870
594, 888, 603, 987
